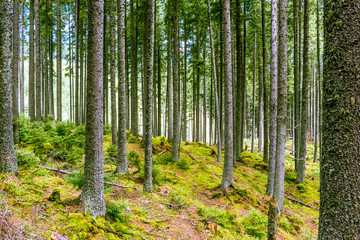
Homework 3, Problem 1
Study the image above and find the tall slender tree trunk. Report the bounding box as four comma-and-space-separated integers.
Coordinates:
182, 17, 187, 141
110, 0, 117, 145
75, 0, 80, 125
268, 0, 287, 237
294, 0, 300, 173
103, 1, 108, 125
266, 0, 278, 195
81, 0, 106, 218
12, 0, 20, 139
203, 44, 207, 144
319, 1, 360, 237
35, 0, 41, 121
68, 5, 73, 122
220, 0, 234, 191
314, 0, 320, 163
57, 0, 62, 122
296, 0, 309, 184
20, 0, 25, 114
240, 2, 247, 153
251, 27, 256, 154
143, 0, 155, 193
166, 0, 173, 142
258, 8, 264, 154
116, 0, 128, 175
157, 45, 161, 137
262, 0, 269, 164
0, 0, 19, 173
29, 0, 35, 121
207, 0, 221, 163
171, 0, 180, 162
130, 0, 138, 137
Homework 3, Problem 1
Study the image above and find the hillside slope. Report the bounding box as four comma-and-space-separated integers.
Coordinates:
0, 118, 319, 239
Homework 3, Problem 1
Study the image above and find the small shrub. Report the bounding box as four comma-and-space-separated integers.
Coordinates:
106, 144, 118, 158
285, 171, 297, 183
176, 158, 190, 170
65, 172, 84, 189
55, 121, 75, 136
16, 150, 40, 168
128, 136, 139, 143
156, 153, 172, 165
296, 183, 307, 193
60, 148, 84, 164
106, 203, 129, 223
240, 208, 267, 238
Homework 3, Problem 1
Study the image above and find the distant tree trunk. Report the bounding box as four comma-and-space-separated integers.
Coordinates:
0, 0, 18, 173
251, 28, 256, 154
195, 2, 200, 143
157, 45, 161, 137
294, 0, 300, 173
80, 0, 106, 218
171, 0, 180, 162
56, 0, 62, 122
266, 0, 277, 196
12, 0, 20, 139
319, 1, 360, 237
296, 0, 309, 184
79, 24, 84, 124
166, 0, 173, 142
68, 5, 73, 122
44, 0, 49, 120
125, 5, 130, 131
130, 0, 138, 137
143, 0, 155, 193
29, 0, 35, 121
207, 0, 221, 163
203, 44, 207, 144
182, 17, 187, 141
314, 0, 320, 163
220, 0, 234, 191
240, 2, 247, 153
110, 0, 117, 145
234, 0, 242, 163
268, 0, 287, 237
20, 0, 25, 114
262, 0, 269, 164
116, 0, 127, 175
35, 0, 41, 122
103, 0, 107, 125
75, 0, 80, 125
258, 9, 264, 154
50, 29, 55, 117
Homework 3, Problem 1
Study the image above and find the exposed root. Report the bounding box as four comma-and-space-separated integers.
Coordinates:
209, 185, 234, 205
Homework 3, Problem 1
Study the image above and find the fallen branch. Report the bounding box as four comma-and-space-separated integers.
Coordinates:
187, 153, 197, 162
40, 166, 127, 188
285, 192, 319, 210
51, 232, 68, 240
158, 150, 167, 156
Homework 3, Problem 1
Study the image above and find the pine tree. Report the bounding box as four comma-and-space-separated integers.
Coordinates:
57, 0, 62, 122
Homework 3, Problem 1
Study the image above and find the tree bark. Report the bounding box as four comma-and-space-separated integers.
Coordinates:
319, 0, 360, 237
29, 0, 35, 121
57, 0, 62, 122
116, 0, 128, 175
171, 0, 180, 162
220, 0, 234, 191
182, 17, 187, 142
251, 26, 256, 154
81, 0, 106, 218
130, 0, 138, 137
35, 0, 41, 122
110, 0, 117, 145
268, 0, 287, 237
166, 0, 173, 142
0, 0, 18, 173
143, 0, 155, 193
75, 0, 80, 125
157, 45, 161, 137
20, 0, 25, 114
296, 0, 309, 184
262, 0, 269, 164
12, 0, 20, 140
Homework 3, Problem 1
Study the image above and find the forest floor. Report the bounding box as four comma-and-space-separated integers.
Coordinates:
0, 117, 319, 239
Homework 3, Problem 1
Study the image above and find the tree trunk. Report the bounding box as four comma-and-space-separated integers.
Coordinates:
116, 0, 127, 175
157, 45, 161, 137
240, 2, 247, 153
29, 0, 35, 121
56, 0, 62, 122
262, 0, 269, 164
35, 0, 41, 122
143, 0, 155, 193
251, 27, 256, 154
20, 0, 25, 114
182, 17, 187, 142
207, 0, 221, 163
12, 0, 20, 140
319, 1, 360, 237
103, 1, 108, 125
0, 0, 18, 173
166, 0, 173, 142
110, 0, 117, 145
171, 0, 180, 162
81, 0, 106, 218
268, 0, 287, 237
314, 0, 320, 163
75, 0, 80, 125
266, 0, 277, 195
296, 0, 309, 184
130, 0, 138, 137
220, 0, 234, 191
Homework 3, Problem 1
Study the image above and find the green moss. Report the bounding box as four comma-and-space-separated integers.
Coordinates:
176, 158, 190, 170
128, 136, 139, 143
279, 216, 297, 235
240, 208, 267, 239
296, 184, 307, 193
198, 206, 238, 232
285, 171, 297, 183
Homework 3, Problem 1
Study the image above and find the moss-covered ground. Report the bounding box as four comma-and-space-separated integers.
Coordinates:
0, 117, 319, 239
